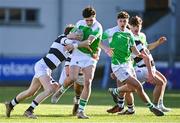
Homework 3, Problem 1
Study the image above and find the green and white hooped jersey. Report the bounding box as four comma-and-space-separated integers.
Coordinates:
74, 20, 103, 57
132, 32, 154, 67
103, 26, 135, 65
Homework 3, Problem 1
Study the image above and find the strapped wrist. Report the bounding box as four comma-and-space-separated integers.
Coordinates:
73, 43, 78, 49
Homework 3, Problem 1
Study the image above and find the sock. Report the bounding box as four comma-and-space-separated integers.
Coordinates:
127, 104, 134, 112
26, 100, 38, 112
146, 102, 154, 109
117, 97, 124, 108
78, 98, 88, 112
113, 88, 120, 95
59, 85, 68, 93
10, 97, 19, 108
158, 98, 164, 107
153, 102, 158, 108
75, 95, 80, 104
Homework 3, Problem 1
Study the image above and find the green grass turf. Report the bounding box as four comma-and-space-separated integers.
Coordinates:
0, 87, 180, 123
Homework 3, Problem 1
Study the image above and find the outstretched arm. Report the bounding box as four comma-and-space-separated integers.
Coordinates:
100, 42, 114, 57
147, 36, 166, 50
131, 45, 154, 82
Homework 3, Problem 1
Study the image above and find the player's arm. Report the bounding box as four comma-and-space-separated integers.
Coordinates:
100, 30, 114, 57
100, 42, 114, 57
147, 36, 166, 50
88, 26, 103, 44
131, 45, 154, 82
141, 50, 154, 83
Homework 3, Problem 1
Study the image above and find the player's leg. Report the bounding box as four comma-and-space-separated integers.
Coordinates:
5, 77, 41, 117
155, 70, 171, 112
123, 77, 164, 116
72, 82, 83, 115
117, 82, 126, 112
107, 80, 126, 113
116, 92, 135, 115
24, 75, 55, 119
51, 65, 80, 103
110, 75, 164, 116
77, 65, 95, 119
151, 74, 163, 107
123, 92, 135, 114
51, 66, 73, 103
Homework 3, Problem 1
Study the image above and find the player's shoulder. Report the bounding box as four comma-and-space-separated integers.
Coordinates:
124, 28, 134, 37
76, 20, 86, 27
94, 20, 102, 28
139, 32, 146, 38
105, 26, 118, 34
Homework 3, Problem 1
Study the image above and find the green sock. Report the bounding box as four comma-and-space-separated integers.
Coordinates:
146, 102, 154, 109
78, 98, 88, 112
59, 85, 68, 93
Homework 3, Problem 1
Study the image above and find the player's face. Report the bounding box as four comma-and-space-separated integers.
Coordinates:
117, 18, 129, 31
130, 25, 142, 35
84, 16, 95, 26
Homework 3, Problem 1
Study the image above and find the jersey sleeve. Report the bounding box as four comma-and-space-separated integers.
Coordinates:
129, 32, 135, 47
90, 23, 103, 40
91, 27, 103, 39
102, 29, 112, 41
140, 32, 148, 46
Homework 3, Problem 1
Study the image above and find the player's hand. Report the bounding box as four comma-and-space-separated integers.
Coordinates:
78, 40, 93, 52
104, 47, 114, 57
110, 73, 117, 80
137, 53, 147, 59
158, 36, 167, 45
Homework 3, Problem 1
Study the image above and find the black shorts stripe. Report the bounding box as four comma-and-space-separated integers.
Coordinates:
69, 50, 73, 54
55, 35, 66, 43
43, 57, 56, 70
65, 57, 71, 62
49, 48, 66, 62
139, 49, 143, 52
134, 57, 143, 63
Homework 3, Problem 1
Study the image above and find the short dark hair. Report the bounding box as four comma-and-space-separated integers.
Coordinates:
82, 6, 96, 18
64, 24, 75, 35
129, 16, 143, 26
117, 11, 129, 19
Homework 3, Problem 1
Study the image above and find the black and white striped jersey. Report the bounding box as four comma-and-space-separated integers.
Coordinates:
132, 40, 154, 67
64, 55, 72, 67
43, 34, 76, 70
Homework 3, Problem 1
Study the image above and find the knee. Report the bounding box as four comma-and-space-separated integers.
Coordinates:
156, 80, 164, 86
84, 80, 92, 88
136, 84, 143, 92
70, 75, 78, 83
163, 78, 168, 85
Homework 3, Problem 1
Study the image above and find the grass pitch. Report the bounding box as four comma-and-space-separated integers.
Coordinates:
0, 87, 180, 123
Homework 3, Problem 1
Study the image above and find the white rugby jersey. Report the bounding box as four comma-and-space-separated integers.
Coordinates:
131, 36, 154, 67
43, 34, 77, 70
